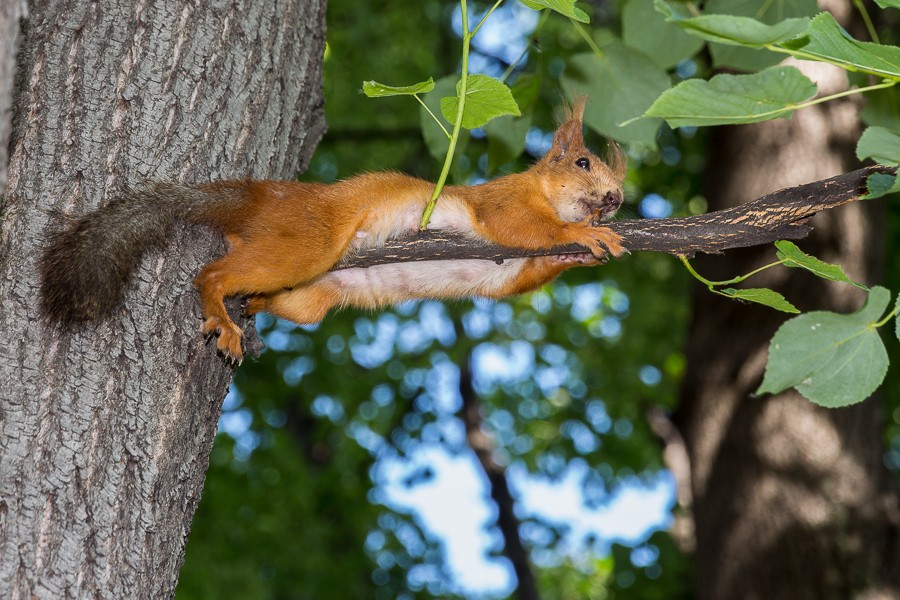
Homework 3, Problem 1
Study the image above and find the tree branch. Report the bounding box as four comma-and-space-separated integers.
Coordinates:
335, 165, 895, 269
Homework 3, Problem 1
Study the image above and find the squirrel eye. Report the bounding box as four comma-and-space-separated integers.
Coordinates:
575, 157, 590, 171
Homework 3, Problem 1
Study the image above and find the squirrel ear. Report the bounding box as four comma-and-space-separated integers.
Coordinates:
548, 116, 585, 162
544, 96, 588, 162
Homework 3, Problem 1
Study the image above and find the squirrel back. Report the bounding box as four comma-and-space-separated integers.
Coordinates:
39, 182, 246, 324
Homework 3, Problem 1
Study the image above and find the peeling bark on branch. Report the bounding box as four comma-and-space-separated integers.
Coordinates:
336, 165, 895, 269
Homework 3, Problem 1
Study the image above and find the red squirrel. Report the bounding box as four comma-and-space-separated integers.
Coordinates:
40, 100, 626, 363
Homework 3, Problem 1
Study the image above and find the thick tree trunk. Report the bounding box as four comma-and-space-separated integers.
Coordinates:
0, 0, 27, 198
0, 1, 325, 598
674, 8, 900, 599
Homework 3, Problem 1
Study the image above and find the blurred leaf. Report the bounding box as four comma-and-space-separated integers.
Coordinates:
623, 0, 704, 69
861, 84, 900, 130
440, 74, 521, 129
562, 40, 670, 149
774, 240, 867, 289
362, 78, 435, 97
643, 66, 817, 127
782, 12, 900, 79
520, 0, 590, 23
874, 0, 900, 7
484, 75, 540, 173
718, 287, 800, 313
757, 287, 891, 408
485, 114, 532, 174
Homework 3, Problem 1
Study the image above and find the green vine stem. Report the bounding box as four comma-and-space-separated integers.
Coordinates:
873, 304, 900, 329
420, 0, 506, 230
680, 255, 788, 294
414, 95, 451, 139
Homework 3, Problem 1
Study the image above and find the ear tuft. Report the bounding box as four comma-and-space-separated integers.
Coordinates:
548, 96, 588, 160
606, 142, 628, 180
564, 95, 587, 123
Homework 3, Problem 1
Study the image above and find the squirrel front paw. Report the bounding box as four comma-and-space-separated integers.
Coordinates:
571, 224, 625, 258
201, 316, 244, 365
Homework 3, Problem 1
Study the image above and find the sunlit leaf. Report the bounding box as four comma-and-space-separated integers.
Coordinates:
757, 287, 891, 408
519, 0, 589, 23
642, 66, 816, 127
362, 78, 435, 97
440, 74, 521, 129
774, 240, 867, 289
718, 287, 799, 313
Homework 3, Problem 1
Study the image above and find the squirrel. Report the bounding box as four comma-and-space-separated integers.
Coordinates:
40, 99, 627, 364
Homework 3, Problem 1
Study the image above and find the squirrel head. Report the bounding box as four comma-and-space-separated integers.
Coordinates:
533, 98, 626, 223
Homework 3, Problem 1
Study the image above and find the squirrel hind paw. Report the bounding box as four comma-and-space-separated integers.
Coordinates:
201, 317, 245, 365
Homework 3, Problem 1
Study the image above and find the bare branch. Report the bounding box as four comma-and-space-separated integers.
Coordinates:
335, 165, 895, 269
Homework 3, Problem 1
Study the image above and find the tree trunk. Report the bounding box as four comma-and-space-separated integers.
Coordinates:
674, 6, 900, 599
0, 1, 325, 597
0, 0, 27, 198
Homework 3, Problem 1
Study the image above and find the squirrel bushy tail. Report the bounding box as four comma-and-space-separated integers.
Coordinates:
40, 182, 246, 324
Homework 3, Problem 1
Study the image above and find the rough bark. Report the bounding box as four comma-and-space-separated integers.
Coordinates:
673, 16, 900, 600
0, 1, 325, 598
335, 165, 894, 268
0, 0, 27, 198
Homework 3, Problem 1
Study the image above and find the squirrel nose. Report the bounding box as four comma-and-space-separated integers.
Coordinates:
604, 190, 623, 208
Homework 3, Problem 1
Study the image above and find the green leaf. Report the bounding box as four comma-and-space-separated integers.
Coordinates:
439, 74, 521, 129
718, 287, 800, 313
874, 0, 900, 9
361, 78, 435, 97
705, 0, 818, 71
856, 126, 900, 164
623, 0, 704, 69
781, 12, 900, 80
642, 66, 817, 127
657, 1, 809, 48
774, 240, 867, 290
561, 40, 671, 149
757, 286, 891, 408
519, 0, 590, 23
863, 173, 900, 199
420, 76, 469, 161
